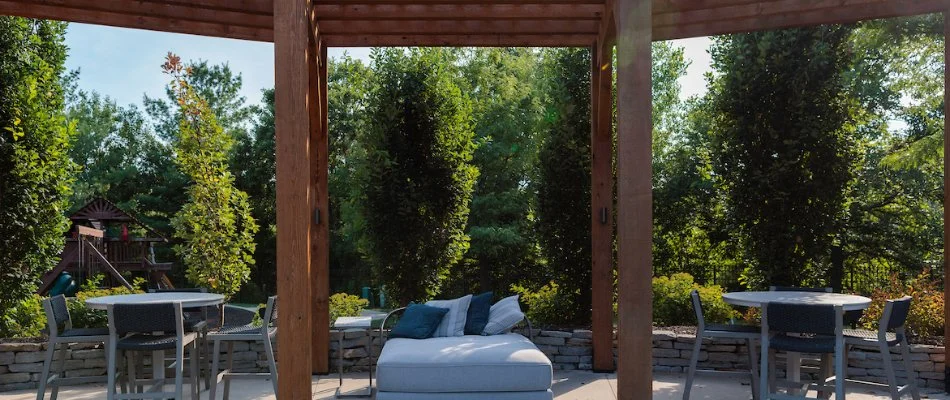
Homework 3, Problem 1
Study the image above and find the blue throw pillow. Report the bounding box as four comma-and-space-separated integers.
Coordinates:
390, 304, 450, 339
464, 291, 493, 335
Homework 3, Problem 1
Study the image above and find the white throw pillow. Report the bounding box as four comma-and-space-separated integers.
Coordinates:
482, 295, 525, 335
425, 294, 473, 337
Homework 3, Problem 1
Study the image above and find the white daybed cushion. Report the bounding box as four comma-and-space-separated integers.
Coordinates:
426, 294, 472, 337
376, 390, 553, 400
377, 333, 553, 393
482, 294, 525, 335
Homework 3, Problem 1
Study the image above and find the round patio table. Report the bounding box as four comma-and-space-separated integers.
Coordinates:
86, 292, 225, 384
722, 291, 872, 390
722, 291, 871, 311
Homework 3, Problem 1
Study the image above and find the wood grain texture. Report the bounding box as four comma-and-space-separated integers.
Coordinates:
590, 40, 616, 373
0, 0, 272, 41
308, 30, 331, 375
318, 19, 600, 34
274, 0, 313, 396
313, 3, 603, 19
614, 0, 653, 397
321, 33, 596, 46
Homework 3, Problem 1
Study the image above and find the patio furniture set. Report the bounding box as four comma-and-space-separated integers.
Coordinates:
685, 287, 920, 400
35, 291, 278, 400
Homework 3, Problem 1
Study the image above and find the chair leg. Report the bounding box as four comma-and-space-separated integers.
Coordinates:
36, 342, 57, 400
898, 338, 921, 400
175, 340, 185, 400
880, 341, 901, 399
746, 338, 760, 400
682, 334, 702, 400
817, 353, 832, 399
263, 335, 278, 395
190, 341, 199, 400
223, 342, 234, 400
759, 339, 770, 400
106, 344, 118, 400
835, 339, 845, 400
126, 352, 138, 394
768, 350, 776, 394
209, 340, 221, 400
50, 342, 68, 400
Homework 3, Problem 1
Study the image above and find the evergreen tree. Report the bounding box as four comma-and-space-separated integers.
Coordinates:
707, 27, 859, 288
355, 48, 477, 304
0, 17, 75, 331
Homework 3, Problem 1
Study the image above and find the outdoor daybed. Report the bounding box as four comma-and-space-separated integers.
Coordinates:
376, 305, 553, 400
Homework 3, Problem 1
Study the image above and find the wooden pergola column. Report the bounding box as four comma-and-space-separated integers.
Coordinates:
273, 0, 321, 396
309, 25, 331, 375
614, 0, 652, 397
590, 33, 616, 372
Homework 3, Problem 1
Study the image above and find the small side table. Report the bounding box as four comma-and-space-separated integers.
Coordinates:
331, 317, 374, 398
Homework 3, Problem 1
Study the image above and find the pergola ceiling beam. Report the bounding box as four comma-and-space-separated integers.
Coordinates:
322, 33, 596, 46
319, 19, 600, 34
313, 4, 603, 20
0, 0, 273, 41
654, 0, 950, 40
18, 0, 270, 28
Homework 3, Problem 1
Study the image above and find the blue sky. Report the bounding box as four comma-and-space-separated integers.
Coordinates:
65, 23, 711, 109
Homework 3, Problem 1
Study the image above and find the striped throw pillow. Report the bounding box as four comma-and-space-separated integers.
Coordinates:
425, 294, 472, 337
482, 295, 525, 335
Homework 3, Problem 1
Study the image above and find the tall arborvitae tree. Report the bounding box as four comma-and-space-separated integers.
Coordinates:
165, 54, 258, 297
535, 48, 592, 325
707, 27, 859, 288
445, 48, 545, 296
355, 48, 477, 304
0, 17, 75, 333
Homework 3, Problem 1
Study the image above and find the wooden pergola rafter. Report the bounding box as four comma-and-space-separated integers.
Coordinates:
2, 0, 948, 398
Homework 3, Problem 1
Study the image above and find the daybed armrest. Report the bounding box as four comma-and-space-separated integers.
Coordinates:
515, 316, 536, 341
378, 306, 407, 351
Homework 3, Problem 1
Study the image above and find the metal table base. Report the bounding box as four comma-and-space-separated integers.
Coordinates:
333, 327, 373, 398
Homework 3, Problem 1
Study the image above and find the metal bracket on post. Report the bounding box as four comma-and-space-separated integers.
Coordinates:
314, 208, 321, 225
599, 207, 609, 225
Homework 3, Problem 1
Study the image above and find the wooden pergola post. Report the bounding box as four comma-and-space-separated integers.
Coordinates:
590, 34, 616, 372
274, 0, 316, 396
308, 25, 331, 375
614, 0, 652, 397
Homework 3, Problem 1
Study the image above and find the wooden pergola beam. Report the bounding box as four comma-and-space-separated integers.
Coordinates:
319, 19, 600, 34
653, 0, 950, 40
0, 0, 272, 41
321, 33, 596, 46
314, 4, 603, 20
19, 0, 271, 27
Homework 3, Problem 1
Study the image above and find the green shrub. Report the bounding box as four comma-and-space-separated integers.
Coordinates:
330, 293, 369, 322
512, 281, 575, 327
1, 294, 45, 338
652, 273, 737, 326
861, 269, 944, 337
67, 275, 146, 329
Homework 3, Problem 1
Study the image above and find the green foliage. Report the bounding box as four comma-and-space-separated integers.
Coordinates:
535, 48, 591, 324
329, 292, 370, 322
652, 273, 737, 326
708, 27, 859, 289
165, 54, 258, 298
512, 281, 575, 327
443, 48, 545, 296
860, 269, 944, 337
355, 48, 478, 304
0, 295, 44, 338
0, 17, 76, 324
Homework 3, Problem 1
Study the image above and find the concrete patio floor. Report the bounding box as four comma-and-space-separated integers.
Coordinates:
3, 371, 948, 399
